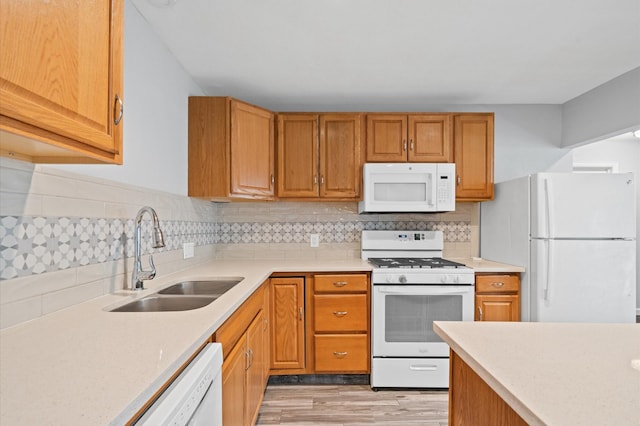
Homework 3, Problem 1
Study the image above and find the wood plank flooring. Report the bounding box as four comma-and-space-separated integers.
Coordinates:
256, 384, 449, 425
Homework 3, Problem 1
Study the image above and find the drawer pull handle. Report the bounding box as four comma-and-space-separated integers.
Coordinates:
333, 351, 348, 358
333, 281, 348, 287
409, 364, 438, 371
491, 282, 505, 288
333, 311, 348, 317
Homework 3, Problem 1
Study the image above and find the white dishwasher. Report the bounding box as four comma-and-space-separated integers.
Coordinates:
136, 343, 223, 425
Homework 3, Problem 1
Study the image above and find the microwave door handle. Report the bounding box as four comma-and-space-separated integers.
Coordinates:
427, 174, 435, 207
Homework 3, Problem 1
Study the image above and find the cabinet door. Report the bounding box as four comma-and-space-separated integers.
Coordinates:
222, 337, 246, 426
319, 114, 362, 198
0, 0, 123, 163
277, 114, 318, 197
230, 100, 275, 198
475, 295, 520, 321
245, 312, 265, 426
365, 114, 407, 162
454, 114, 494, 200
270, 277, 305, 370
408, 114, 452, 162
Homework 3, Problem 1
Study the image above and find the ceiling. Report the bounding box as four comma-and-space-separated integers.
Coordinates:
131, 0, 640, 111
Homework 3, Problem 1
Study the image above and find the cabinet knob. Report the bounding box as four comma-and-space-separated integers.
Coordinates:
457, 175, 461, 186
333, 311, 348, 318
478, 306, 483, 321
320, 175, 325, 185
271, 174, 275, 185
403, 140, 407, 151
409, 139, 414, 151
313, 175, 318, 185
491, 282, 505, 288
299, 307, 303, 321
113, 94, 123, 125
333, 351, 348, 358
333, 281, 348, 287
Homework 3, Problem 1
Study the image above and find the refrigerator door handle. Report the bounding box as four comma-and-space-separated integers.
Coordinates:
543, 178, 554, 238
544, 239, 554, 302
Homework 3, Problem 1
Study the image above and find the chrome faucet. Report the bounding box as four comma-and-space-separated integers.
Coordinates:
131, 206, 165, 290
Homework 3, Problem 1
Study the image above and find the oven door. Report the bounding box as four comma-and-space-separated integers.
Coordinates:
372, 285, 474, 357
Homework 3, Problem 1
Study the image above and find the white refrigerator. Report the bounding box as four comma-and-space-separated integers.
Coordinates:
480, 172, 636, 322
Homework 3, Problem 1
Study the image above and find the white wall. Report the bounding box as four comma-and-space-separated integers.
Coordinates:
562, 67, 640, 147
52, 0, 205, 196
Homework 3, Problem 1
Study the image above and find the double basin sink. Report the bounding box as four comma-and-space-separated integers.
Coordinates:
110, 278, 243, 312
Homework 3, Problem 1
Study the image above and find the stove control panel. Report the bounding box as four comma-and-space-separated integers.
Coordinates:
397, 232, 429, 241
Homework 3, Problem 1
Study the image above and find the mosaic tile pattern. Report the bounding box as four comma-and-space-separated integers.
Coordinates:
214, 221, 471, 244
0, 216, 470, 280
0, 216, 215, 280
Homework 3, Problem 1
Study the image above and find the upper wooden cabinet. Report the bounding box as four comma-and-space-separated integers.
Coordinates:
454, 113, 494, 201
277, 113, 362, 199
366, 114, 452, 163
0, 0, 124, 164
189, 97, 275, 200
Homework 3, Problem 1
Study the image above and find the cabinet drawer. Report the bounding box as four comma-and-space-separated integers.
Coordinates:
314, 294, 367, 332
314, 274, 368, 293
475, 274, 519, 293
314, 334, 368, 372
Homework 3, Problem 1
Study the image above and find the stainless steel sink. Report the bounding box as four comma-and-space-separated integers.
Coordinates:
110, 295, 217, 312
157, 278, 243, 296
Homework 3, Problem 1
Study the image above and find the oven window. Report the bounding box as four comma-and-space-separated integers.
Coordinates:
384, 295, 462, 342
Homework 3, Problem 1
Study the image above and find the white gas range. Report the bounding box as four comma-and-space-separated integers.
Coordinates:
361, 230, 474, 389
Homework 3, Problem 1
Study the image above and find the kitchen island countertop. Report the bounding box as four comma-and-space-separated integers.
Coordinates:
434, 321, 640, 425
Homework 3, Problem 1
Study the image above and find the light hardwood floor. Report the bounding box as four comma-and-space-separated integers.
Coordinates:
256, 384, 448, 425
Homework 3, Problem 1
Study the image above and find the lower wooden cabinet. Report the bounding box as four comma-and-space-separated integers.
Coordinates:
216, 281, 269, 426
449, 350, 527, 425
222, 336, 247, 426
269, 272, 371, 376
312, 274, 370, 374
314, 334, 368, 372
270, 277, 306, 372
475, 273, 520, 321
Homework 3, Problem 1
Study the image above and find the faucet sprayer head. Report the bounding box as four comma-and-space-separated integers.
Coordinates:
152, 226, 165, 249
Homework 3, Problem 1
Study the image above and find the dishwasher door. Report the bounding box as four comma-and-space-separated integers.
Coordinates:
136, 343, 223, 426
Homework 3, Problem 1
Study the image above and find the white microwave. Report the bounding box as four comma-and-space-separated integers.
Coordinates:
358, 163, 456, 213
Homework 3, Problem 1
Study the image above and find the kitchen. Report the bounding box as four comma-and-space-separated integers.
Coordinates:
1, 0, 639, 425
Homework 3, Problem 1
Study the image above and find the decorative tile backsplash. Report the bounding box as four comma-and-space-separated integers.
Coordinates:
1, 215, 470, 280
0, 216, 216, 280
215, 220, 470, 244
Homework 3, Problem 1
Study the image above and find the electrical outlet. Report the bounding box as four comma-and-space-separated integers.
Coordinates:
310, 234, 320, 248
183, 242, 195, 259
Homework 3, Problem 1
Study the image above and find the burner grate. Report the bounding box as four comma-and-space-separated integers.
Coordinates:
367, 257, 467, 269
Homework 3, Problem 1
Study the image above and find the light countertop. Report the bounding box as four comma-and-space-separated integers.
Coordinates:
0, 257, 522, 425
0, 259, 369, 425
453, 257, 525, 273
434, 321, 640, 425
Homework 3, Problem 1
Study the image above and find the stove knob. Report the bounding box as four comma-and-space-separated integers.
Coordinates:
440, 275, 448, 283
386, 275, 394, 283
399, 275, 407, 284
453, 275, 460, 283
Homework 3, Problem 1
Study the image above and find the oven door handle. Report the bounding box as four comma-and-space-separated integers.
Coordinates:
377, 286, 471, 295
